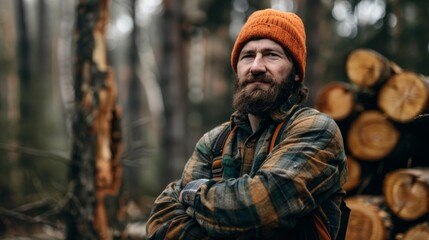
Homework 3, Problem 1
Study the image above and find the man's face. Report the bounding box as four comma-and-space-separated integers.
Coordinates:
233, 39, 298, 116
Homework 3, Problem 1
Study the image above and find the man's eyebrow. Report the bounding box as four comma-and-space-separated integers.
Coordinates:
240, 48, 256, 53
239, 48, 256, 57
241, 47, 284, 53
265, 46, 286, 53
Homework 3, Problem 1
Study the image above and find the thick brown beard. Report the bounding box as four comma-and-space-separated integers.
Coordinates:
232, 74, 294, 116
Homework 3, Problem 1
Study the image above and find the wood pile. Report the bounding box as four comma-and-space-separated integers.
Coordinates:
316, 49, 429, 240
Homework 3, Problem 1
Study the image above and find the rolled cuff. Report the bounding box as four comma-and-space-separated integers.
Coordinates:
180, 179, 209, 207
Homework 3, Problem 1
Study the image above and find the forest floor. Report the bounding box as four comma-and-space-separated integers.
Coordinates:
0, 195, 155, 240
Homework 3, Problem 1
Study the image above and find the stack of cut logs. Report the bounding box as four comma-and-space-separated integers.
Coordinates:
316, 49, 429, 240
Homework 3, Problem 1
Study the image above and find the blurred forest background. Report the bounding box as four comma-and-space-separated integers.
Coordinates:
0, 0, 428, 239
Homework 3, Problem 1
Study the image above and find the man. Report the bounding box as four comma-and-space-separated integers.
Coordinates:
146, 9, 349, 240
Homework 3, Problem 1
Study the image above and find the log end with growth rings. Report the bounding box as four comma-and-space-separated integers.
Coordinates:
346, 49, 391, 88
345, 196, 392, 240
383, 168, 429, 221
347, 110, 400, 161
400, 222, 429, 240
344, 155, 362, 192
316, 82, 355, 121
378, 71, 429, 123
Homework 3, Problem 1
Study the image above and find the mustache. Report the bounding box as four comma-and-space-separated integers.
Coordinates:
243, 74, 274, 85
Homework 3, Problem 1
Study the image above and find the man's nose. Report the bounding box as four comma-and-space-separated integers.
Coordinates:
250, 55, 266, 75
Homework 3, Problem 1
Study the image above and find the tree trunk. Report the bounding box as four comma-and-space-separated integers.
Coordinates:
1, 0, 20, 205
160, 0, 189, 185
300, 0, 325, 106
67, 0, 124, 239
124, 0, 143, 199
15, 0, 30, 200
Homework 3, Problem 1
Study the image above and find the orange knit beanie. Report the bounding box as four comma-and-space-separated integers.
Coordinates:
231, 9, 307, 81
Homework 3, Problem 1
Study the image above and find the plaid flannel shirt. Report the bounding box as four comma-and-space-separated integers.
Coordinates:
146, 106, 347, 240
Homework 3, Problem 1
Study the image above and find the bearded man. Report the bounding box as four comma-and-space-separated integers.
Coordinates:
146, 9, 349, 240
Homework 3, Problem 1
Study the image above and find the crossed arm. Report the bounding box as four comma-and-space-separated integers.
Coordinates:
145, 113, 347, 239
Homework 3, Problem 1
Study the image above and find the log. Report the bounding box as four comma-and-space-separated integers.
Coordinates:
345, 196, 392, 240
343, 157, 391, 196
344, 155, 362, 192
346, 48, 402, 88
383, 168, 429, 221
316, 82, 356, 121
347, 110, 400, 161
400, 222, 429, 240
378, 71, 429, 123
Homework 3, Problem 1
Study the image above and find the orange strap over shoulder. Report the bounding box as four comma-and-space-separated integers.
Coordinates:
269, 121, 287, 152
221, 125, 237, 156
314, 210, 332, 240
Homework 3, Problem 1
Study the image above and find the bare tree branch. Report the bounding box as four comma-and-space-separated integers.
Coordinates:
0, 207, 64, 230
0, 143, 70, 165
38, 182, 76, 219
12, 198, 53, 213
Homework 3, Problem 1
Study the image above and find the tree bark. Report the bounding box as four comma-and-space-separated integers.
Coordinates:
300, 0, 325, 106
1, 0, 20, 206
15, 0, 30, 200
124, 0, 143, 199
160, 0, 189, 185
67, 0, 124, 239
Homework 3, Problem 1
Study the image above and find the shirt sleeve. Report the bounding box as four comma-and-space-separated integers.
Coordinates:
191, 111, 347, 238
145, 124, 227, 240
145, 180, 209, 240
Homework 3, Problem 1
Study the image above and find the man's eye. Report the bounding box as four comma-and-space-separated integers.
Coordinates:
267, 52, 279, 57
240, 54, 254, 60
